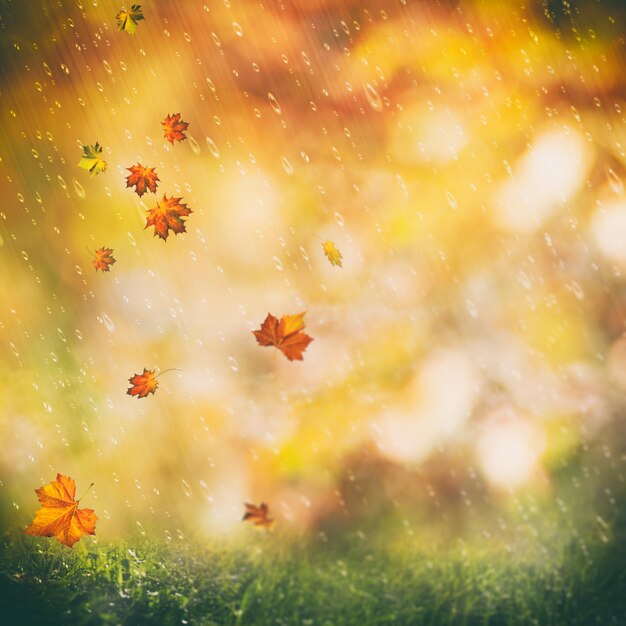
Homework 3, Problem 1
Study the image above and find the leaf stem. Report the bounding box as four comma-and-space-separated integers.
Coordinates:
77, 482, 95, 502
155, 368, 182, 379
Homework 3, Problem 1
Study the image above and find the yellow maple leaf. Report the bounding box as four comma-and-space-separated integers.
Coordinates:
322, 240, 343, 267
77, 143, 107, 176
116, 4, 144, 34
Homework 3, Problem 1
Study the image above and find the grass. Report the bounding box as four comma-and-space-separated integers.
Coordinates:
1, 522, 625, 626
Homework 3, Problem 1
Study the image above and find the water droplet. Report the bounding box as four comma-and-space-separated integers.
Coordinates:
181, 479, 193, 497
73, 179, 86, 199
206, 136, 220, 158
101, 313, 115, 333
607, 168, 624, 195
233, 21, 243, 37
273, 256, 283, 271
466, 299, 478, 318
445, 191, 458, 209
189, 135, 201, 155
281, 156, 293, 175
365, 83, 383, 112
227, 356, 239, 372
334, 211, 345, 227
268, 92, 282, 115
136, 520, 146, 536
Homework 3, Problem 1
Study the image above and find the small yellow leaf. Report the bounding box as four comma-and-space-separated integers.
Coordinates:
322, 240, 343, 267
116, 5, 144, 34
77, 143, 107, 176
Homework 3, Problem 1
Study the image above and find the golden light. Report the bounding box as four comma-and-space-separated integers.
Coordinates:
494, 127, 591, 232
373, 348, 480, 463
476, 408, 546, 489
590, 199, 626, 267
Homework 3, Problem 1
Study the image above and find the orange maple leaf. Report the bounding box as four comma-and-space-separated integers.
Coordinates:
252, 312, 313, 361
162, 113, 189, 144
92, 246, 116, 272
127, 368, 158, 398
145, 195, 192, 241
127, 368, 179, 398
243, 502, 274, 529
24, 474, 97, 548
125, 163, 159, 197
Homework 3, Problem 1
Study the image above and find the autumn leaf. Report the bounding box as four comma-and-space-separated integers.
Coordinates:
77, 143, 106, 176
116, 4, 144, 34
126, 163, 159, 197
24, 474, 97, 548
127, 368, 179, 398
127, 368, 158, 398
145, 195, 192, 241
322, 240, 343, 267
162, 113, 189, 144
252, 312, 313, 361
92, 246, 116, 272
242, 502, 274, 529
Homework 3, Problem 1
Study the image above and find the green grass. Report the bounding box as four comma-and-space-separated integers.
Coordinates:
1, 525, 625, 626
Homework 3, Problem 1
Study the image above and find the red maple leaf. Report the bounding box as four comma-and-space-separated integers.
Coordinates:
145, 195, 192, 241
252, 312, 313, 361
125, 163, 159, 197
162, 113, 189, 144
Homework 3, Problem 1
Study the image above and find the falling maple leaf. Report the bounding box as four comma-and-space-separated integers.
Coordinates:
243, 502, 274, 529
116, 4, 144, 34
322, 240, 343, 267
77, 143, 106, 176
145, 195, 192, 241
92, 246, 116, 272
127, 368, 179, 398
162, 113, 189, 144
127, 368, 158, 398
126, 163, 159, 197
24, 474, 97, 548
253, 312, 313, 361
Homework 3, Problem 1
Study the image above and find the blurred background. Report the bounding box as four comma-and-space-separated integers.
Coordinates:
1, 0, 625, 548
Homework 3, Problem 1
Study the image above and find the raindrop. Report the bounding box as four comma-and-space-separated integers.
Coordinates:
268, 92, 282, 115
189, 135, 201, 155
136, 520, 146, 536
101, 313, 115, 333
58, 175, 67, 190
73, 179, 86, 199
273, 256, 284, 270
466, 299, 478, 318
206, 136, 220, 158
233, 22, 243, 37
281, 156, 293, 175
181, 479, 193, 497
334, 211, 345, 227
446, 191, 458, 209
607, 168, 624, 195
364, 83, 383, 112
227, 356, 239, 372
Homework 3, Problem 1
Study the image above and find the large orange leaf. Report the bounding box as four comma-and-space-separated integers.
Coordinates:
145, 195, 192, 241
125, 163, 159, 197
24, 474, 97, 548
162, 113, 189, 144
252, 312, 313, 361
242, 502, 274, 529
